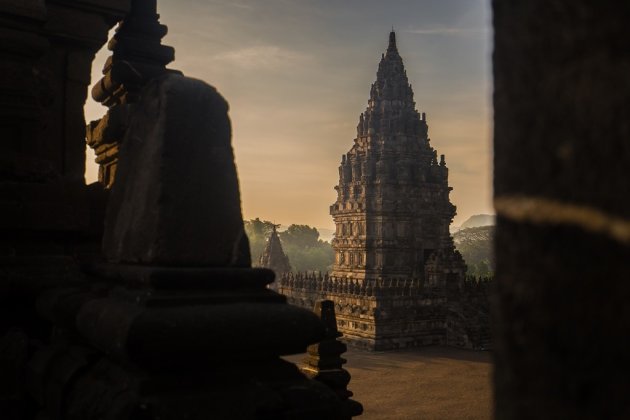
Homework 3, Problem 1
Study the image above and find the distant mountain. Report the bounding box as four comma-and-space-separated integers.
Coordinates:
453, 225, 494, 277
460, 214, 496, 229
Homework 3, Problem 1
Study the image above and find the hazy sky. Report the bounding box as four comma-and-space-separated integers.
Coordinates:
85, 0, 493, 230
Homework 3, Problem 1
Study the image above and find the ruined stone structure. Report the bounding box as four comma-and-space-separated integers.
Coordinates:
0, 1, 360, 418
259, 226, 292, 277
279, 32, 480, 351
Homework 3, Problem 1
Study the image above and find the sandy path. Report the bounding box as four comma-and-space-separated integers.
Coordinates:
287, 346, 493, 420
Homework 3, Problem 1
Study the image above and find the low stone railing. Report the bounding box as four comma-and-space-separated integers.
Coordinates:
278, 272, 425, 297
462, 275, 494, 294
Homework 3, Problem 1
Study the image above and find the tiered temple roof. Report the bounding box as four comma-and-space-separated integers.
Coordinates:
330, 31, 459, 283
281, 31, 476, 351
358, 31, 425, 139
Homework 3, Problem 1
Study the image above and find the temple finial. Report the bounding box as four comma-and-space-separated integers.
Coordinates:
388, 29, 397, 51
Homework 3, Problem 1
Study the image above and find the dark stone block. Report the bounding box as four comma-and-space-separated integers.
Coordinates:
76, 298, 326, 370
103, 74, 250, 267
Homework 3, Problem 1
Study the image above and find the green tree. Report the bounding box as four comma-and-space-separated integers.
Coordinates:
244, 220, 335, 272
279, 225, 320, 249
280, 224, 334, 273
453, 226, 495, 277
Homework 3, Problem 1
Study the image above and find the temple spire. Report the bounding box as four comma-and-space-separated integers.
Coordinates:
361, 31, 417, 136
388, 30, 397, 53
260, 225, 291, 282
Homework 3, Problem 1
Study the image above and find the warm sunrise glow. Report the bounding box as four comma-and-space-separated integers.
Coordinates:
84, 0, 493, 230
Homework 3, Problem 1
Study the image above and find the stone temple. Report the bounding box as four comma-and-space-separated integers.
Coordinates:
330, 30, 462, 284
260, 225, 291, 290
278, 32, 490, 351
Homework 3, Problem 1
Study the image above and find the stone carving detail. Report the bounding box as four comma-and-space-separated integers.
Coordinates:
280, 32, 485, 351
102, 73, 250, 266
86, 0, 176, 188
279, 272, 491, 351
330, 31, 459, 284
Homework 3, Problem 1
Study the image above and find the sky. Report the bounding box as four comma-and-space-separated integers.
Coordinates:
85, 0, 493, 231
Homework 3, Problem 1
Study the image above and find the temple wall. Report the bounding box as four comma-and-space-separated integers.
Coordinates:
278, 274, 491, 351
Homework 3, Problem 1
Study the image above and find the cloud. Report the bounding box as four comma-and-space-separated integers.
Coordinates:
404, 26, 488, 36
231, 2, 254, 10
212, 45, 312, 70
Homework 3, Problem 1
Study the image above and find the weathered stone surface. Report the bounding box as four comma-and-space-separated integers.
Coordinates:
493, 1, 630, 419
58, 356, 345, 420
279, 272, 491, 351
279, 32, 478, 351
0, 1, 46, 20
103, 74, 250, 267
75, 295, 326, 369
330, 31, 462, 284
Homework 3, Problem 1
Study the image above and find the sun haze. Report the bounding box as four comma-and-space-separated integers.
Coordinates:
84, 0, 492, 230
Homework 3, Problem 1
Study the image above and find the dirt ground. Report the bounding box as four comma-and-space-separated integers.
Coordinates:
287, 346, 493, 420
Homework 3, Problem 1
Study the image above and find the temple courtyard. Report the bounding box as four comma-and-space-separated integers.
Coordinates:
287, 346, 492, 419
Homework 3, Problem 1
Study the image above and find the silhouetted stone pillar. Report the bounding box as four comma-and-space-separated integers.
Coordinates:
493, 2, 630, 419
66, 70, 345, 418
0, 1, 130, 418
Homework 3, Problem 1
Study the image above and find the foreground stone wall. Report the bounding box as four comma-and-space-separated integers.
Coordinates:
0, 1, 360, 418
0, 2, 130, 416
493, 1, 630, 419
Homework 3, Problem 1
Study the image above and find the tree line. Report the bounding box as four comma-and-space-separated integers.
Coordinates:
244, 218, 334, 273
245, 218, 494, 278
453, 225, 495, 277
